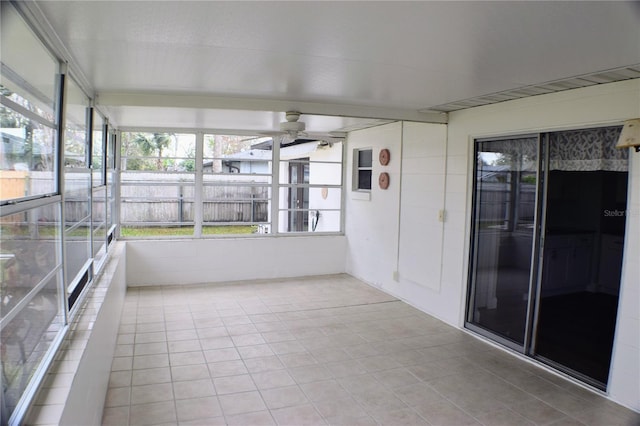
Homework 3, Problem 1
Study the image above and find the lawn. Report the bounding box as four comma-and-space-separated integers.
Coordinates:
120, 225, 257, 237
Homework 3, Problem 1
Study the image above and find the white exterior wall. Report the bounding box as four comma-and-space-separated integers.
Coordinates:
308, 143, 343, 233
345, 79, 639, 411
126, 236, 347, 286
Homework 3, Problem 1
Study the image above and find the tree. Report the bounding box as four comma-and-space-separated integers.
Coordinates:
133, 132, 173, 170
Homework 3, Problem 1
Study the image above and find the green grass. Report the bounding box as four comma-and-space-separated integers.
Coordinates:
120, 225, 257, 237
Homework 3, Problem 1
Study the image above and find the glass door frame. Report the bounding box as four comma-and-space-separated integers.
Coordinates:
465, 133, 544, 354
466, 127, 627, 391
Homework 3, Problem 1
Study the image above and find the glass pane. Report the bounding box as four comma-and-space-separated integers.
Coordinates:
203, 135, 272, 175
1, 204, 64, 421
536, 126, 626, 387
64, 168, 92, 285
120, 182, 195, 224
92, 186, 107, 265
65, 79, 88, 169
202, 182, 269, 225
358, 149, 372, 167
0, 109, 56, 200
1, 2, 58, 116
92, 113, 105, 186
277, 209, 341, 233
468, 137, 538, 346
119, 133, 196, 237
358, 170, 372, 190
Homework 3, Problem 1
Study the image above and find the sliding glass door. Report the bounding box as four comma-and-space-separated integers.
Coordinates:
466, 136, 539, 350
466, 126, 628, 389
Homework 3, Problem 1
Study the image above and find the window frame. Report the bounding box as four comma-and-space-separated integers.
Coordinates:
353, 147, 373, 191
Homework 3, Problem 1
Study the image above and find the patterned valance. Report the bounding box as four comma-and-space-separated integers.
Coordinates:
478, 126, 628, 172
549, 127, 628, 172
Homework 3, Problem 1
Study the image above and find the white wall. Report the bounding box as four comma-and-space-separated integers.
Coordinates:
126, 236, 347, 286
345, 79, 640, 411
344, 121, 457, 323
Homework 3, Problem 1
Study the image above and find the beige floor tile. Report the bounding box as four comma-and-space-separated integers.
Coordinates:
371, 407, 430, 425
131, 382, 174, 405
251, 370, 296, 390
218, 390, 267, 416
136, 331, 167, 344
208, 359, 248, 378
475, 408, 536, 426
232, 333, 266, 347
173, 378, 215, 400
104, 386, 131, 407
101, 406, 129, 425
413, 400, 480, 426
313, 396, 367, 419
244, 355, 286, 373
203, 347, 240, 363
270, 403, 326, 426
132, 367, 172, 386
324, 415, 377, 426
171, 363, 211, 382
325, 359, 368, 378
175, 396, 222, 422
199, 336, 234, 350
278, 352, 319, 369
168, 339, 202, 353
238, 344, 276, 359
225, 410, 276, 426
288, 364, 333, 384
109, 370, 132, 388
103, 277, 637, 426
111, 356, 133, 371
300, 380, 350, 403
261, 385, 309, 409
135, 342, 168, 356
129, 400, 177, 426
510, 398, 569, 425
214, 374, 257, 394
133, 353, 170, 370
261, 330, 296, 343
169, 351, 205, 366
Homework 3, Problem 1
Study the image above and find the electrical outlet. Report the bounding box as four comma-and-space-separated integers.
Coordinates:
392, 271, 399, 281
438, 209, 446, 222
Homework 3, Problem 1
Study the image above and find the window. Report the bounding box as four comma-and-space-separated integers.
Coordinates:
202, 134, 271, 235
120, 132, 196, 237
1, 4, 65, 422
1, 3, 58, 202
279, 140, 343, 233
353, 148, 372, 191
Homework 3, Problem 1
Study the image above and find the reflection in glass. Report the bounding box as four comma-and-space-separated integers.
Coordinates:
0, 107, 56, 201
467, 137, 538, 346
1, 204, 63, 421
535, 127, 627, 387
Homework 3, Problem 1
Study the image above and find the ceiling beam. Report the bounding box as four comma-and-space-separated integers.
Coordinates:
96, 92, 448, 124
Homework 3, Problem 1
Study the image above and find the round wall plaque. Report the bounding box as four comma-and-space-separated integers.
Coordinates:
379, 148, 390, 166
379, 172, 390, 190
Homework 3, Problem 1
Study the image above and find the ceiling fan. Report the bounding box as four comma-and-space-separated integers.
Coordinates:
262, 111, 346, 146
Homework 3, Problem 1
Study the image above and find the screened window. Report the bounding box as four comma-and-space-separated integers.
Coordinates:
202, 134, 271, 234
279, 140, 343, 233
1, 202, 64, 422
1, 3, 59, 203
63, 77, 92, 308
120, 132, 196, 237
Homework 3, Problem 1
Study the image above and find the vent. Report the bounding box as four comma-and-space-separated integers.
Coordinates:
423, 65, 640, 113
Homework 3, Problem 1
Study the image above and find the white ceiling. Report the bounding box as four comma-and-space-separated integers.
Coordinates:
30, 1, 640, 132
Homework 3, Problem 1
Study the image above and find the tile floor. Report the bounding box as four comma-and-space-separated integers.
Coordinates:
102, 275, 639, 426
